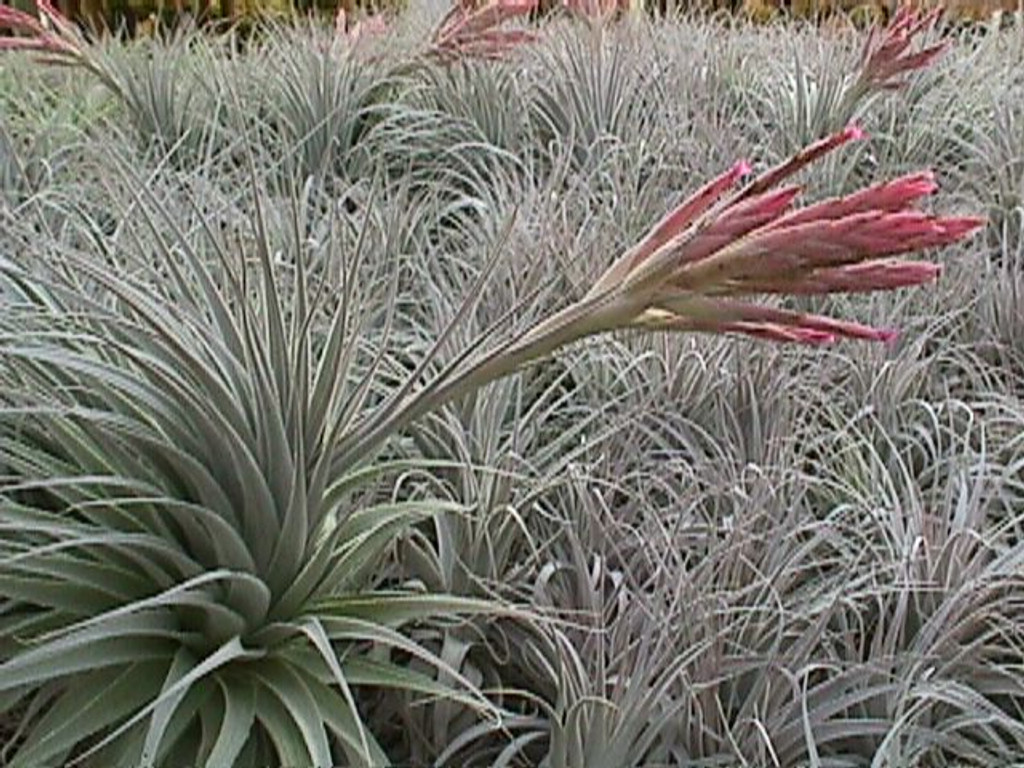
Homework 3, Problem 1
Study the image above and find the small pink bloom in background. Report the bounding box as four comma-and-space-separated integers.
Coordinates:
0, 1, 122, 118
429, 0, 539, 61
858, 5, 948, 90
335, 7, 389, 45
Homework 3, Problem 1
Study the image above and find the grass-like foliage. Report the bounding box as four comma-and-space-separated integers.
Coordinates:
1, 3, 1023, 766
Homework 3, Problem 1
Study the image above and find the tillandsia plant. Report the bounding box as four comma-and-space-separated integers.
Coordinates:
0, 0, 212, 166
0, 7, 988, 768
854, 4, 948, 95
764, 4, 948, 157
0, 170, 520, 766
391, 124, 982, 427
823, 4, 949, 131
0, 122, 982, 766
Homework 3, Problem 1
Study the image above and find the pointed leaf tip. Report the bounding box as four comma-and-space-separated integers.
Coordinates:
941, 216, 987, 238
843, 123, 867, 142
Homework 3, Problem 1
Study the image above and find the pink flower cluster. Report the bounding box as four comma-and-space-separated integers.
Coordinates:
858, 5, 948, 91
588, 126, 983, 345
429, 0, 539, 61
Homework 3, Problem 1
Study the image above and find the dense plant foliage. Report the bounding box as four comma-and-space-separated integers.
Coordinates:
1, 2, 1023, 766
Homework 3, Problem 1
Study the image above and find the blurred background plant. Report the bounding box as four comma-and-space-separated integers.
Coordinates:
2, 0, 1023, 39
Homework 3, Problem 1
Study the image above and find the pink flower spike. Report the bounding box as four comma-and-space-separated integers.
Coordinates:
577, 131, 984, 350
778, 313, 899, 344
673, 206, 978, 292
938, 216, 987, 239
650, 295, 898, 344
746, 259, 943, 295
0, 0, 83, 59
624, 160, 751, 270
859, 5, 947, 90
630, 309, 839, 345
722, 186, 802, 227
430, 0, 539, 61
703, 321, 839, 345
0, 37, 46, 51
766, 172, 938, 230
661, 186, 804, 276
740, 124, 866, 201
745, 325, 837, 345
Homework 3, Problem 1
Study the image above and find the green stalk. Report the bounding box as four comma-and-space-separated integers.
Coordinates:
333, 290, 641, 469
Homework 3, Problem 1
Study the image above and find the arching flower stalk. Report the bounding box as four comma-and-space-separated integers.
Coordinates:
832, 5, 948, 122
336, 124, 984, 467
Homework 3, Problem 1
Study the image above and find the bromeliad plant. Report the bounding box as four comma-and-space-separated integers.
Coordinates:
0, 116, 981, 766
761, 5, 948, 156
0, 6, 985, 768
0, 1, 215, 166
855, 5, 948, 95
0, 168, 524, 766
